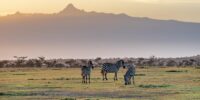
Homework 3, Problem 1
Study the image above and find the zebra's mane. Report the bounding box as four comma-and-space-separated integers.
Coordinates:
103, 63, 113, 66
125, 63, 135, 69
116, 60, 124, 67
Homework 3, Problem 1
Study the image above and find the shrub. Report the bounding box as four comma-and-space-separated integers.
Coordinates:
139, 84, 171, 88
62, 97, 76, 100
135, 74, 146, 76
0, 92, 5, 96
165, 70, 187, 73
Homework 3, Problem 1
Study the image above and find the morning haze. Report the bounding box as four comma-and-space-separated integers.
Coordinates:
0, 2, 200, 59
0, 0, 200, 22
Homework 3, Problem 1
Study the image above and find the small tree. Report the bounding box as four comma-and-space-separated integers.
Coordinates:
65, 59, 76, 67
14, 56, 27, 67
35, 57, 46, 67
26, 59, 35, 67
45, 60, 57, 67
147, 56, 156, 66
0, 60, 9, 68
166, 60, 177, 67
137, 58, 144, 66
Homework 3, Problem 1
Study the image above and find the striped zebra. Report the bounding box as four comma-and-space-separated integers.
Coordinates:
81, 60, 94, 84
124, 63, 136, 85
101, 60, 125, 81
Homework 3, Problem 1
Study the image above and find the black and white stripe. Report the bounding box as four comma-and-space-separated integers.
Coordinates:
124, 64, 136, 85
81, 60, 94, 84
101, 60, 125, 81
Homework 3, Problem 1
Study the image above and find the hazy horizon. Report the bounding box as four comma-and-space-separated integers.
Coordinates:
0, 2, 200, 60
0, 0, 200, 23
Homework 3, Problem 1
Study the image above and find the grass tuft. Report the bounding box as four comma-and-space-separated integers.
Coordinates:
12, 73, 26, 75
135, 74, 146, 76
0, 92, 5, 96
165, 70, 187, 73
53, 77, 69, 80
139, 84, 171, 88
62, 97, 76, 100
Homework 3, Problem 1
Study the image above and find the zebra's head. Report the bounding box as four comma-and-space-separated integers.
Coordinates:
117, 60, 125, 69
125, 63, 135, 69
88, 60, 94, 69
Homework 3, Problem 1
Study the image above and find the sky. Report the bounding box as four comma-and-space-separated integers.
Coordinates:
0, 0, 200, 22
0, 0, 200, 59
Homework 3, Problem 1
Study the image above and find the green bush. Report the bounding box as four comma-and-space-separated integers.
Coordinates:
139, 84, 171, 88
165, 70, 187, 73
62, 97, 76, 100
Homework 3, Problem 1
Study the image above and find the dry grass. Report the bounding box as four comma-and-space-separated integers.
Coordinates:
0, 67, 200, 100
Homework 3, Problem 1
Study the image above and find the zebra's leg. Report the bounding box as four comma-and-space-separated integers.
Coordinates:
105, 73, 108, 80
116, 72, 118, 81
103, 73, 105, 81
83, 76, 86, 83
85, 75, 87, 84
114, 72, 116, 81
82, 75, 84, 83
86, 75, 88, 84
128, 77, 131, 85
132, 76, 135, 85
124, 75, 126, 85
124, 75, 128, 85
89, 75, 91, 84
102, 71, 105, 80
101, 70, 105, 81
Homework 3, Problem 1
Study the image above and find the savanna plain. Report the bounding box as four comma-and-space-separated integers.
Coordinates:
0, 67, 200, 100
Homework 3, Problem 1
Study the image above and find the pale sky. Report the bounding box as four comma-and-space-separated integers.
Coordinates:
0, 0, 200, 22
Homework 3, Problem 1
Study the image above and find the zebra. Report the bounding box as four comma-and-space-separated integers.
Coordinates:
101, 60, 125, 81
124, 63, 136, 85
81, 60, 94, 84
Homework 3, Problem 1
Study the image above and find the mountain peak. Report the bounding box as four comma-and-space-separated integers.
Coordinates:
59, 4, 85, 15
65, 3, 77, 11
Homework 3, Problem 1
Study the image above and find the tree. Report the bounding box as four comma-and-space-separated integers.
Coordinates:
65, 59, 76, 67
166, 60, 177, 67
0, 60, 9, 68
147, 56, 156, 66
95, 57, 101, 62
26, 59, 35, 67
45, 60, 57, 67
35, 57, 46, 67
190, 59, 197, 67
14, 56, 27, 67
137, 58, 144, 66
55, 63, 65, 68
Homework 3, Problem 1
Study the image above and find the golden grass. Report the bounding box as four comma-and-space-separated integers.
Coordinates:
0, 67, 200, 100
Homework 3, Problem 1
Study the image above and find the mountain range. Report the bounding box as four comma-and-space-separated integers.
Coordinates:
0, 4, 200, 59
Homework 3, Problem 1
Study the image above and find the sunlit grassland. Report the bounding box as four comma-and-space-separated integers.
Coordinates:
0, 67, 200, 100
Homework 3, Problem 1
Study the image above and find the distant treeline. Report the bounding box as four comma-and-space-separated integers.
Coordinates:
1, 55, 200, 68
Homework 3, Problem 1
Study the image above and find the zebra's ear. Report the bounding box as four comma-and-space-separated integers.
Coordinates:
121, 60, 125, 64
89, 60, 93, 65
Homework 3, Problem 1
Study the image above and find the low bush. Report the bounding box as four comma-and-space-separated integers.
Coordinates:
62, 97, 76, 100
139, 84, 171, 88
165, 70, 187, 73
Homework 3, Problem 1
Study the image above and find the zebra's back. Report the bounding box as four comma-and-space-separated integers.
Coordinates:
102, 63, 119, 73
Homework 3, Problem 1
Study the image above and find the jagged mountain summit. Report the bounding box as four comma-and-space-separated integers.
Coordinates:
58, 4, 86, 16
0, 4, 200, 58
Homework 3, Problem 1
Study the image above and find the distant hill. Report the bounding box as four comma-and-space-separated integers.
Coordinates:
0, 4, 200, 59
